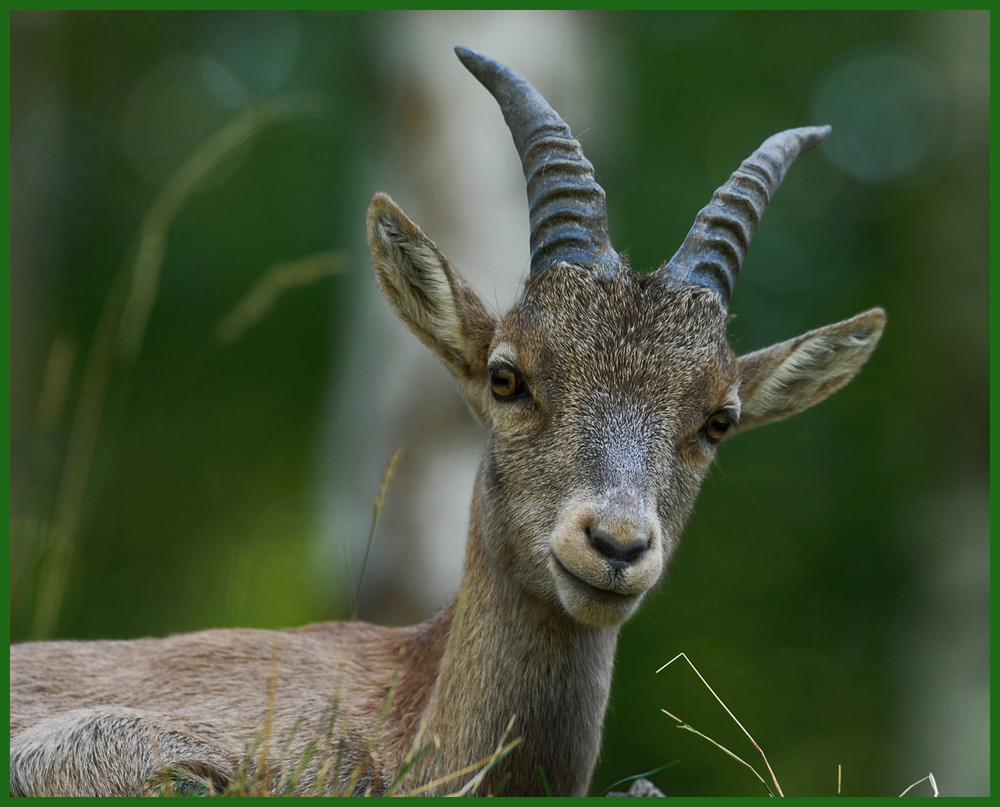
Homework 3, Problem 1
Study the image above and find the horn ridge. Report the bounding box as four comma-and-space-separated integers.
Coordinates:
661, 125, 831, 305
455, 45, 622, 277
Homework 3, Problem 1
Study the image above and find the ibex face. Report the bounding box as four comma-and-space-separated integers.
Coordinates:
479, 270, 736, 626
368, 47, 885, 631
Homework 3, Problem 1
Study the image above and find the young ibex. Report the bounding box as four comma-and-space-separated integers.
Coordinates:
10, 47, 885, 797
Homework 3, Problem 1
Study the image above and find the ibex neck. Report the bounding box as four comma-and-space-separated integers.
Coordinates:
415, 476, 619, 796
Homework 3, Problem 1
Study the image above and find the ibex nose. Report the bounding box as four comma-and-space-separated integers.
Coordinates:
586, 525, 650, 568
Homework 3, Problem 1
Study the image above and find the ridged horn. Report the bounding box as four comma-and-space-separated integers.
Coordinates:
455, 46, 622, 278
659, 126, 831, 304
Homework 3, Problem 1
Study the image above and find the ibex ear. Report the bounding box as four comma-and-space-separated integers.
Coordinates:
736, 308, 886, 430
367, 193, 498, 420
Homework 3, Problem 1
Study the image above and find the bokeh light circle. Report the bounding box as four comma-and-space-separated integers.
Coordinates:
811, 49, 948, 183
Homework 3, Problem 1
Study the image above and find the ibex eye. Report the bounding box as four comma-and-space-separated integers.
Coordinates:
704, 412, 733, 443
490, 367, 527, 400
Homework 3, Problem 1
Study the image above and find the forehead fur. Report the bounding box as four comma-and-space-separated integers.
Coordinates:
507, 264, 729, 356
494, 264, 737, 414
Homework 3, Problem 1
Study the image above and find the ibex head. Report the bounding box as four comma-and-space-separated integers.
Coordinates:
367, 47, 884, 628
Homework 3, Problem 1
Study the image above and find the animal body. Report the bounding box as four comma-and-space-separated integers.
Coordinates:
9, 47, 885, 796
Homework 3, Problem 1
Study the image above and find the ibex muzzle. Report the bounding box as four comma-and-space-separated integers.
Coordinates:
11, 46, 885, 797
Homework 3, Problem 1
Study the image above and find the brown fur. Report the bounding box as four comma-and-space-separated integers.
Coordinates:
10, 153, 885, 799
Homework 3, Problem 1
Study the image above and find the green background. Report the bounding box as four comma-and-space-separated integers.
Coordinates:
10, 10, 988, 797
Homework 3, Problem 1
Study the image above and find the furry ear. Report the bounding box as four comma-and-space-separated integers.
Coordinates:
737, 308, 886, 430
367, 193, 498, 420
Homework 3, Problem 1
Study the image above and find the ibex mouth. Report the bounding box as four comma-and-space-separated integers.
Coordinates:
552, 555, 635, 598
549, 556, 649, 627
549, 554, 649, 626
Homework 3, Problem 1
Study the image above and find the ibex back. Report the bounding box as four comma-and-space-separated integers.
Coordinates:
9, 47, 885, 796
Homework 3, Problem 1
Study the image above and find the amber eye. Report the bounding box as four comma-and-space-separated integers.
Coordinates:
490, 366, 527, 400
704, 411, 732, 443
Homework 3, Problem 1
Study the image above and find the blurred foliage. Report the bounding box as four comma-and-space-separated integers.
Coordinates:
9, 10, 988, 797
12, 11, 375, 639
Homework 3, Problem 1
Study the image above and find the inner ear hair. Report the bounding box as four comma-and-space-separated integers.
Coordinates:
737, 308, 885, 429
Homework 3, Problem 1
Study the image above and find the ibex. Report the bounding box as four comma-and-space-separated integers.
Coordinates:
10, 47, 885, 797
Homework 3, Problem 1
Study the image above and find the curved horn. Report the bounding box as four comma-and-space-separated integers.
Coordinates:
455, 46, 622, 278
659, 126, 831, 304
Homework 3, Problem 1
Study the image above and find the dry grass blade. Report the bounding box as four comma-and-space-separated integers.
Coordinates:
659, 656, 937, 798
383, 725, 434, 797
10, 337, 77, 602
30, 266, 128, 637
256, 640, 281, 783
899, 772, 939, 797
450, 714, 522, 797
351, 448, 404, 619
37, 336, 77, 429
119, 93, 330, 361
402, 714, 523, 797
373, 447, 405, 523
345, 654, 405, 796
27, 93, 331, 639
215, 250, 347, 344
657, 651, 782, 796
660, 709, 772, 795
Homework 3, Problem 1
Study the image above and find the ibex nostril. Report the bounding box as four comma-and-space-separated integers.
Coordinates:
587, 526, 649, 565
